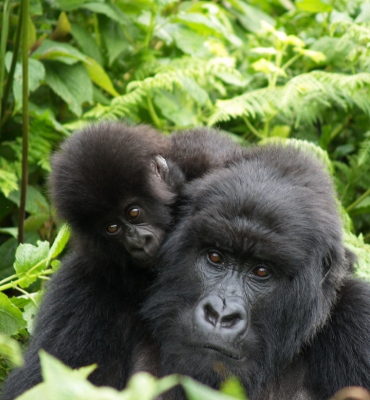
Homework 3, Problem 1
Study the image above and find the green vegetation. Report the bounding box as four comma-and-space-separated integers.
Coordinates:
0, 0, 370, 398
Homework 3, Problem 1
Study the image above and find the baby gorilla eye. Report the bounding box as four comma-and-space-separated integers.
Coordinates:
208, 251, 224, 264
106, 224, 121, 235
127, 207, 140, 220
252, 267, 269, 278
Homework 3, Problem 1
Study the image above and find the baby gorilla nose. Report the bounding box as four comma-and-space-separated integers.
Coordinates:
194, 295, 248, 343
124, 226, 163, 262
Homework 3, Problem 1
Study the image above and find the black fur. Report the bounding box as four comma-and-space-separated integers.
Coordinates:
2, 123, 244, 399
142, 144, 370, 400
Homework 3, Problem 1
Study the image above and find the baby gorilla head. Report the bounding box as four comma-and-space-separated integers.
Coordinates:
50, 122, 174, 266
142, 145, 351, 399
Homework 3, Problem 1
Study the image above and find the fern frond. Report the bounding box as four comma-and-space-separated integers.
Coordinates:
208, 71, 370, 126
357, 133, 370, 167
99, 57, 240, 120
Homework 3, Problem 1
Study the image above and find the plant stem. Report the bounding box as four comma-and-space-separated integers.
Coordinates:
1, 5, 23, 128
242, 116, 263, 139
147, 94, 161, 127
281, 53, 302, 71
18, 0, 29, 245
346, 188, 370, 213
144, 6, 156, 48
0, 0, 11, 126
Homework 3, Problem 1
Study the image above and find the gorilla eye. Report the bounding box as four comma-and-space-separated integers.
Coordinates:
106, 224, 121, 235
252, 267, 269, 278
127, 207, 140, 220
208, 251, 223, 264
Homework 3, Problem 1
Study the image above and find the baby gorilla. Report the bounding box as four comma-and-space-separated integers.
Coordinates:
142, 145, 370, 400
2, 122, 244, 399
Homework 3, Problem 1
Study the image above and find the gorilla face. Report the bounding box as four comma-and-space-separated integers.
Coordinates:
142, 146, 348, 398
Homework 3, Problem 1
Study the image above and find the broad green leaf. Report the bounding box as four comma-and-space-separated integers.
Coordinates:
44, 62, 92, 117
99, 16, 129, 66
24, 214, 50, 232
228, 0, 275, 32
82, 2, 131, 25
47, 224, 70, 266
251, 47, 278, 55
180, 76, 209, 105
50, 12, 71, 41
154, 91, 195, 126
23, 292, 43, 334
0, 333, 24, 366
252, 59, 287, 77
296, 0, 333, 13
355, 4, 370, 23
181, 376, 237, 400
294, 48, 326, 63
165, 24, 211, 57
220, 376, 248, 400
47, 0, 92, 11
33, 39, 89, 65
30, 0, 42, 15
8, 185, 49, 215
0, 238, 18, 280
14, 241, 50, 288
83, 57, 119, 97
5, 54, 45, 112
0, 228, 18, 238
0, 192, 14, 220
10, 296, 31, 308
270, 125, 291, 138
70, 23, 103, 66
0, 293, 27, 335
16, 383, 49, 400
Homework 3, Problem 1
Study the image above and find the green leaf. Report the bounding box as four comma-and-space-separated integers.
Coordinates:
0, 333, 24, 366
50, 12, 71, 41
344, 231, 370, 281
8, 185, 49, 215
47, 0, 92, 11
30, 0, 43, 15
33, 39, 89, 65
0, 192, 14, 220
24, 214, 50, 232
0, 228, 18, 238
47, 224, 70, 266
44, 62, 92, 117
23, 292, 43, 335
82, 2, 131, 26
181, 376, 237, 400
14, 241, 50, 288
252, 59, 287, 77
154, 91, 195, 126
0, 238, 17, 280
296, 0, 333, 13
165, 24, 211, 57
270, 125, 291, 138
0, 293, 27, 335
180, 76, 209, 105
70, 23, 103, 66
5, 54, 45, 113
99, 16, 129, 66
220, 376, 248, 400
83, 57, 119, 97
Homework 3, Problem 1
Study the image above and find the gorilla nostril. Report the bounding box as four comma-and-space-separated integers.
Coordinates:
204, 303, 219, 327
221, 313, 242, 328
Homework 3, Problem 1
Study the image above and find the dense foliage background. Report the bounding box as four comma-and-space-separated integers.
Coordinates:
1, 0, 370, 398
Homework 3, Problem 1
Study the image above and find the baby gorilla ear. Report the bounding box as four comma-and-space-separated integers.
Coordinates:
151, 155, 169, 181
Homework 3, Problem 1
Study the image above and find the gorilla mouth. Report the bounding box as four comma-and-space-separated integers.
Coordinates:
195, 344, 244, 361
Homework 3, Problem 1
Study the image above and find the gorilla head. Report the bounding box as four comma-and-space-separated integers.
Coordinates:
50, 122, 174, 267
142, 145, 353, 399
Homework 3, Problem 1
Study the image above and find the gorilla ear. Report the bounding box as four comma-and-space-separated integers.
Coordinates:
322, 254, 332, 282
150, 155, 169, 180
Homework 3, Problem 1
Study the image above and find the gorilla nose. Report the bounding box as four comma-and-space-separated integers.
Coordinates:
194, 295, 248, 342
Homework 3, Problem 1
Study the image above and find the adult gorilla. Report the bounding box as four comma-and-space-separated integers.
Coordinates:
142, 145, 370, 400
